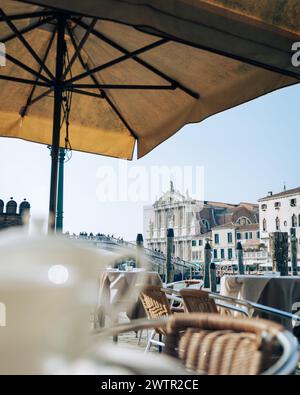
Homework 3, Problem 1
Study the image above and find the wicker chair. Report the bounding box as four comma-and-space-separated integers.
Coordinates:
139, 285, 182, 352
98, 313, 299, 375
180, 289, 218, 313
163, 313, 299, 375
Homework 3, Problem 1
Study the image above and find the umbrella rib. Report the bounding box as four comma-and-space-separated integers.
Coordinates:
63, 18, 97, 79
67, 88, 104, 99
72, 18, 199, 99
103, 92, 138, 140
3, 51, 52, 84
65, 37, 169, 85
0, 10, 53, 22
20, 26, 57, 118
0, 8, 55, 81
0, 74, 50, 87
1, 15, 55, 44
67, 25, 138, 140
2, 49, 52, 84
70, 83, 175, 90
134, 26, 300, 81
26, 88, 53, 106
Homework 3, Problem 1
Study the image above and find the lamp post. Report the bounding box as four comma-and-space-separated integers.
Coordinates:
49, 13, 67, 231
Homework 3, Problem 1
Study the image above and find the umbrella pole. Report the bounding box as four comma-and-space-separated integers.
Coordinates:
49, 13, 67, 232
56, 148, 65, 232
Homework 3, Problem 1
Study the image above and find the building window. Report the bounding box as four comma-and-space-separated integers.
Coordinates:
202, 219, 210, 232
245, 232, 249, 240
299, 215, 300, 227
291, 228, 296, 238
261, 204, 267, 211
263, 219, 267, 232
237, 232, 241, 240
198, 240, 203, 246
228, 248, 233, 260
276, 217, 280, 231
257, 231, 260, 239
192, 240, 196, 247
284, 220, 287, 227
213, 249, 218, 259
291, 199, 297, 207
236, 217, 251, 225
221, 249, 225, 259
274, 202, 281, 210
214, 234, 219, 244
227, 232, 233, 243
249, 232, 253, 240
292, 214, 297, 228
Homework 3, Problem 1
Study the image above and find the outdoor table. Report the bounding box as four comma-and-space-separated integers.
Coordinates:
220, 275, 300, 330
96, 269, 162, 328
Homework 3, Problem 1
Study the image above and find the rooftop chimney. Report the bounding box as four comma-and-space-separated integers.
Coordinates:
268, 191, 273, 196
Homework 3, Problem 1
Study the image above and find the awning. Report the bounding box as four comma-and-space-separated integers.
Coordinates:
0, 0, 298, 159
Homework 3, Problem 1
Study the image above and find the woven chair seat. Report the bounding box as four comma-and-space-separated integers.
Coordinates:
178, 329, 261, 374
164, 313, 284, 375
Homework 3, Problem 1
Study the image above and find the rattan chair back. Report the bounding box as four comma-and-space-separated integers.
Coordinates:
180, 289, 218, 313
139, 285, 171, 335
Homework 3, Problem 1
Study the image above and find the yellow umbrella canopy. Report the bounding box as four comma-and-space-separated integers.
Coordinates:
0, 0, 299, 221
0, 0, 299, 159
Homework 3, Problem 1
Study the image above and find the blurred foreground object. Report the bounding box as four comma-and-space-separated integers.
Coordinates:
0, 226, 182, 374
0, 226, 115, 374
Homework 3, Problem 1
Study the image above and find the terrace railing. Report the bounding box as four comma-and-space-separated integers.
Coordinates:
69, 233, 200, 279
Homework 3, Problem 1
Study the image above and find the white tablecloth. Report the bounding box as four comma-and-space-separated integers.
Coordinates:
97, 270, 162, 327
220, 275, 300, 330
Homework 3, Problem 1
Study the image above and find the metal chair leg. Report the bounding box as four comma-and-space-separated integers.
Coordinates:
158, 334, 163, 353
137, 330, 143, 345
144, 330, 156, 353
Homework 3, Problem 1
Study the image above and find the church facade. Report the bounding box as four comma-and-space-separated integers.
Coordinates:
144, 183, 259, 263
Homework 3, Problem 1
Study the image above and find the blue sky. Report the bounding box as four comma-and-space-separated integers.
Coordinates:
1, 83, 300, 241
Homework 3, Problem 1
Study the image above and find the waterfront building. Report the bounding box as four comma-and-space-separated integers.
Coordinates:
0, 198, 30, 231
258, 186, 300, 260
210, 222, 266, 265
144, 182, 259, 263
